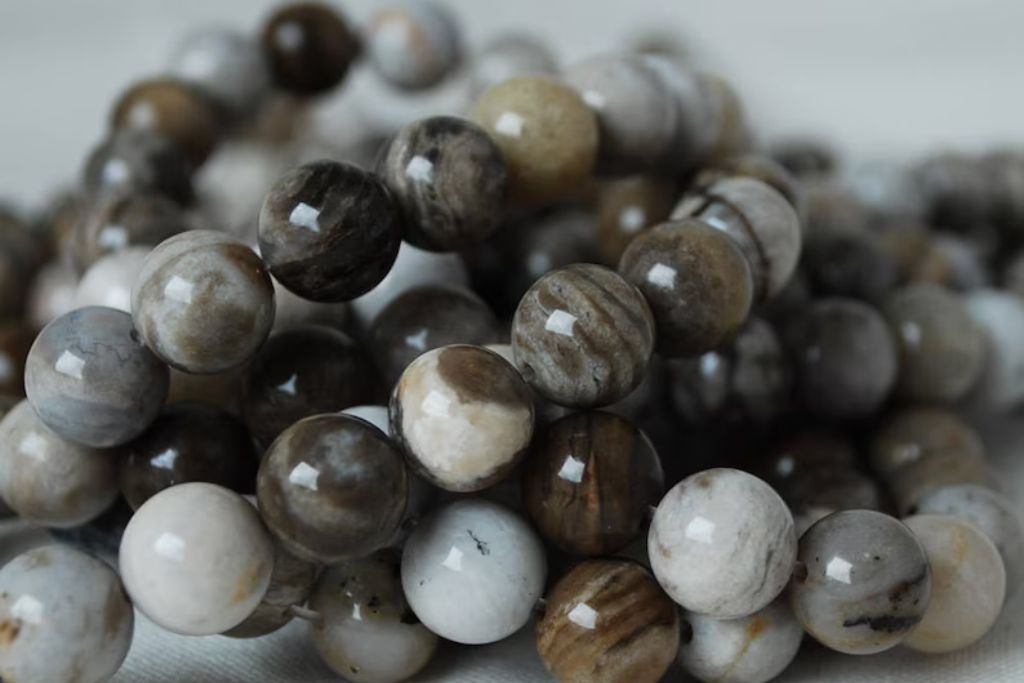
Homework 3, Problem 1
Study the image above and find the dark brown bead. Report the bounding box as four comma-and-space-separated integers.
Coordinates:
523, 411, 663, 556
71, 193, 187, 272
783, 467, 883, 514
119, 402, 259, 510
594, 176, 676, 267
241, 326, 378, 448
82, 130, 195, 205
537, 559, 679, 683
261, 2, 360, 95
754, 430, 858, 493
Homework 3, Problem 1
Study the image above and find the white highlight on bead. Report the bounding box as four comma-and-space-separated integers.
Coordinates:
495, 112, 525, 137
289, 462, 321, 491
163, 275, 194, 304
557, 455, 586, 484
441, 545, 464, 572
54, 350, 86, 380
289, 202, 321, 233
568, 602, 599, 630
826, 556, 853, 584
685, 516, 716, 545
406, 156, 435, 183
154, 532, 186, 563
646, 263, 677, 289
544, 309, 577, 337
11, 594, 44, 625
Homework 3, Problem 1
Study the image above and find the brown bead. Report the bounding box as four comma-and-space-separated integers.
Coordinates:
111, 78, 221, 166
70, 192, 187, 272
523, 412, 663, 556
537, 559, 679, 683
261, 2, 360, 95
594, 176, 676, 267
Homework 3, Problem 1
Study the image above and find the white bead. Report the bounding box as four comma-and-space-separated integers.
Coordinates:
965, 289, 1024, 411
74, 246, 150, 312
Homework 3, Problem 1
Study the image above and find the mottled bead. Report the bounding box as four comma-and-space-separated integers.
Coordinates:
131, 230, 275, 373
74, 247, 149, 313
619, 218, 753, 357
0, 400, 119, 527
82, 129, 194, 205
649, 468, 796, 617
379, 116, 507, 251
882, 283, 986, 402
0, 546, 133, 683
903, 514, 1006, 653
537, 559, 679, 683
25, 307, 169, 447
471, 76, 599, 205
366, 1, 461, 90
678, 597, 803, 683
120, 401, 258, 509
119, 483, 274, 635
672, 176, 802, 300
70, 192, 186, 271
368, 285, 500, 387
311, 552, 438, 683
401, 499, 546, 644
790, 510, 931, 654
258, 161, 402, 302
965, 289, 1024, 411
0, 320, 31, 396
523, 411, 663, 555
512, 263, 654, 408
111, 78, 221, 167
468, 33, 558, 97
241, 326, 377, 448
391, 345, 533, 492
169, 28, 271, 117
225, 542, 317, 638
594, 175, 676, 267
257, 414, 407, 563
260, 1, 359, 95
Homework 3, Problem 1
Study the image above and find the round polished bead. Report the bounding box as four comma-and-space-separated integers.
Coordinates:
0, 320, 31, 396
111, 78, 221, 167
71, 192, 186, 272
169, 28, 271, 117
619, 218, 753, 357
964, 289, 1024, 411
471, 75, 599, 205
27, 261, 78, 331
119, 483, 274, 635
390, 345, 534, 492
241, 326, 377, 448
672, 176, 802, 300
25, 307, 169, 447
401, 499, 546, 644
512, 263, 655, 408
903, 514, 1006, 653
537, 559, 679, 683
881, 283, 986, 402
260, 1, 359, 95
468, 33, 558, 97
649, 468, 796, 617
225, 541, 317, 639
0, 400, 119, 527
131, 230, 275, 373
523, 411, 663, 555
74, 247, 149, 312
120, 401, 258, 510
0, 546, 133, 683
82, 129, 194, 205
258, 161, 402, 302
366, 1, 461, 90
369, 285, 499, 387
595, 175, 676, 267
379, 116, 507, 251
311, 552, 438, 683
790, 510, 931, 654
678, 597, 803, 683
257, 414, 407, 563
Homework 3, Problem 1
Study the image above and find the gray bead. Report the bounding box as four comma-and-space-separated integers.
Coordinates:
25, 306, 168, 447
366, 1, 462, 90
468, 33, 558, 98
170, 28, 271, 117
74, 247, 150, 313
0, 546, 133, 683
790, 510, 932, 654
0, 400, 120, 527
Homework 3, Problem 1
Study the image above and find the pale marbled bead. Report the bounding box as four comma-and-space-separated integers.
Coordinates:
678, 597, 803, 683
169, 28, 271, 117
311, 553, 438, 683
0, 546, 133, 683
903, 514, 1006, 653
366, 1, 462, 90
0, 400, 119, 527
74, 246, 150, 312
648, 468, 796, 618
119, 482, 274, 635
401, 499, 546, 644
964, 289, 1024, 411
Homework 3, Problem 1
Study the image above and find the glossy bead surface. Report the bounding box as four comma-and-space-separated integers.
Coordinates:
512, 263, 655, 408
74, 247, 149, 313
169, 28, 271, 117
649, 468, 796, 617
119, 483, 274, 635
131, 230, 275, 373
261, 1, 359, 95
379, 116, 507, 251
225, 542, 318, 638
594, 175, 676, 266
391, 345, 533, 492
882, 283, 986, 402
258, 161, 402, 302
71, 192, 186, 272
672, 176, 802, 300
523, 411, 663, 555
471, 76, 599, 205
82, 130, 194, 205
619, 218, 753, 357
537, 559, 679, 683
120, 401, 258, 509
401, 499, 546, 644
964, 289, 1024, 411
0, 546, 133, 683
241, 326, 376, 448
25, 306, 169, 447
903, 514, 1006, 653
790, 510, 931, 654
678, 597, 803, 683
311, 552, 438, 683
366, 1, 461, 90
257, 414, 407, 563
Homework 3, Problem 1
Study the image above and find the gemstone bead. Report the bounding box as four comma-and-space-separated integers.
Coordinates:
169, 28, 271, 117
366, 1, 462, 90
70, 192, 186, 272
82, 130, 194, 205
74, 247, 150, 313
594, 175, 676, 267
